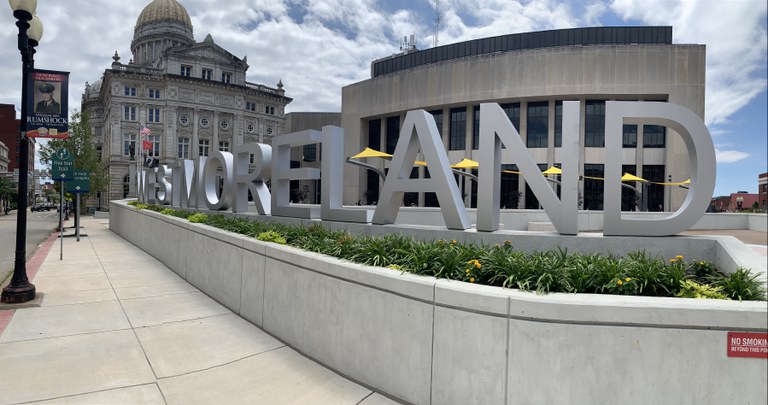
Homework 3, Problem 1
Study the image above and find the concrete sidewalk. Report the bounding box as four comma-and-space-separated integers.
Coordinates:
0, 217, 397, 405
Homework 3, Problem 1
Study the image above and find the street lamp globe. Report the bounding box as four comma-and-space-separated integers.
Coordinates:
27, 14, 43, 42
8, 0, 37, 19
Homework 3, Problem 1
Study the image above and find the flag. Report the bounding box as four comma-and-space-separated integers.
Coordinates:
140, 126, 152, 136
142, 140, 152, 151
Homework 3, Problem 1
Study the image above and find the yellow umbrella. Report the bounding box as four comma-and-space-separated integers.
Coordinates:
350, 147, 393, 159
413, 160, 427, 166
451, 158, 479, 169
502, 170, 521, 174
621, 173, 648, 182
542, 166, 562, 176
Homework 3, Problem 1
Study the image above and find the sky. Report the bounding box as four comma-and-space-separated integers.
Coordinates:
0, 0, 765, 196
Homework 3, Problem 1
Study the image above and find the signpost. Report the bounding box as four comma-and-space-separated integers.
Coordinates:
70, 170, 90, 242
52, 148, 73, 259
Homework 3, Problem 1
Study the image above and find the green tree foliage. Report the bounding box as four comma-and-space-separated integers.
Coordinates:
0, 176, 16, 213
39, 111, 109, 204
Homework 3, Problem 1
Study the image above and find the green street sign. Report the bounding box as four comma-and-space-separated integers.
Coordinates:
70, 170, 90, 193
51, 148, 73, 181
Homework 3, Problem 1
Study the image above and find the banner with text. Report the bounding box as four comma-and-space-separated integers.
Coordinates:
25, 69, 69, 138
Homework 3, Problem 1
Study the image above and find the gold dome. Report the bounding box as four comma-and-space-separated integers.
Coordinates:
135, 0, 192, 30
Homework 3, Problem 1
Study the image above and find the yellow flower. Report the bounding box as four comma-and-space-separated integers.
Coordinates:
465, 269, 471, 274
625, 277, 631, 282
669, 259, 677, 263
617, 279, 623, 285
467, 260, 473, 264
469, 277, 475, 283
438, 240, 445, 244
474, 260, 481, 269
495, 244, 500, 248
676, 255, 684, 260
504, 240, 512, 245
699, 261, 705, 265
451, 239, 457, 244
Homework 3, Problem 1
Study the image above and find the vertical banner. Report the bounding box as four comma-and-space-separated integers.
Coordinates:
25, 69, 69, 138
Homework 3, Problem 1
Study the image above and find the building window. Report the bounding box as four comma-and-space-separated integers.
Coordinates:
219, 141, 230, 152
199, 139, 210, 157
429, 110, 443, 138
200, 117, 210, 127
202, 68, 212, 80
123, 86, 136, 97
180, 65, 192, 77
147, 108, 161, 123
385, 116, 400, 155
179, 114, 189, 126
643, 165, 666, 211
123, 134, 137, 156
585, 100, 606, 147
500, 103, 520, 131
368, 119, 381, 150
220, 120, 229, 130
246, 123, 255, 133
265, 105, 275, 115
623, 125, 638, 148
525, 163, 548, 209
94, 127, 103, 138
554, 101, 562, 147
123, 106, 136, 121
177, 137, 190, 159
622, 165, 638, 211
303, 144, 317, 162
449, 107, 467, 150
246, 102, 257, 111
583, 163, 605, 210
501, 164, 520, 209
221, 72, 232, 84
643, 125, 666, 148
526, 101, 548, 148
472, 106, 480, 149
146, 135, 161, 157
148, 89, 161, 99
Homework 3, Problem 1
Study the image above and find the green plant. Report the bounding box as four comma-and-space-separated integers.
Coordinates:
604, 276, 640, 295
256, 230, 287, 245
160, 208, 175, 215
676, 280, 729, 300
716, 269, 768, 301
187, 213, 209, 223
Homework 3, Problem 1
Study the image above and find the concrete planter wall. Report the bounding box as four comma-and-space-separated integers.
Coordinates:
110, 201, 767, 405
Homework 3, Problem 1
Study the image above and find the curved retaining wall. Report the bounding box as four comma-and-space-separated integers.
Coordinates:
110, 201, 767, 405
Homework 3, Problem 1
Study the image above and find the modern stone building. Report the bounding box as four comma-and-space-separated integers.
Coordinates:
82, 0, 291, 202
340, 26, 704, 212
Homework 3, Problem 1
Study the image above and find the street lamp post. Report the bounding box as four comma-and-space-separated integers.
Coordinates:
736, 195, 743, 212
2, 0, 43, 304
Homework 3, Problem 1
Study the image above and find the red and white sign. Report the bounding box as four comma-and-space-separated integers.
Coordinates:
727, 332, 768, 359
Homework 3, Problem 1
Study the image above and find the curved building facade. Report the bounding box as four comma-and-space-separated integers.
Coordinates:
340, 26, 705, 212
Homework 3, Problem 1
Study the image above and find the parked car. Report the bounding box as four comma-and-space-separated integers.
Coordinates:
31, 204, 48, 212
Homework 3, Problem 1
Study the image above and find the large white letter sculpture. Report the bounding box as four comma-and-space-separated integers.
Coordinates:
202, 151, 235, 210
233, 143, 271, 214
476, 102, 581, 234
271, 130, 321, 219
321, 126, 374, 223
373, 110, 470, 230
603, 101, 716, 236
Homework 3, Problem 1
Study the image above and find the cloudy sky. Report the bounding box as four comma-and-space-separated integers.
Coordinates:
0, 0, 765, 196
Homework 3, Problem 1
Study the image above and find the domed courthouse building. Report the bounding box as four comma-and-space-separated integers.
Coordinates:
340, 26, 704, 212
82, 0, 291, 202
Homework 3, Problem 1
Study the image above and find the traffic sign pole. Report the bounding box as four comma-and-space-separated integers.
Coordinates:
76, 194, 80, 242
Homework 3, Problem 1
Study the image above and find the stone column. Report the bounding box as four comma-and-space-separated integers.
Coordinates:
192, 108, 199, 159
213, 110, 220, 151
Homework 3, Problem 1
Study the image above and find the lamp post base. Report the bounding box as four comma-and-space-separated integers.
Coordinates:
1, 283, 36, 304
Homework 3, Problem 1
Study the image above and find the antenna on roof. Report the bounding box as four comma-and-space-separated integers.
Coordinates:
400, 34, 417, 53
433, 0, 441, 48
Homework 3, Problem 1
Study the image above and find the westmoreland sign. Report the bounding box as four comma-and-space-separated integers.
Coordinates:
137, 101, 716, 236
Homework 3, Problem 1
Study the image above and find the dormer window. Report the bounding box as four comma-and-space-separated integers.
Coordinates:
181, 65, 192, 77
202, 68, 212, 80
221, 72, 231, 84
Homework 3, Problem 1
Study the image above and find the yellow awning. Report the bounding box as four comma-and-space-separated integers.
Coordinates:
451, 158, 479, 169
621, 173, 648, 182
414, 160, 427, 166
350, 147, 393, 159
542, 166, 562, 176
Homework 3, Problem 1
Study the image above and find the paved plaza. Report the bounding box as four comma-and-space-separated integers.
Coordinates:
0, 216, 398, 405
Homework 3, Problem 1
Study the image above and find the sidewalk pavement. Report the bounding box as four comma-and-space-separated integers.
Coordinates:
0, 216, 398, 405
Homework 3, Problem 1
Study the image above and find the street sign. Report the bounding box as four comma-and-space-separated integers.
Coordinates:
70, 170, 90, 193
51, 148, 73, 181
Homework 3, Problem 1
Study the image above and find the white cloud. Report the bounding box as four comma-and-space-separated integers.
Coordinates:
716, 148, 750, 163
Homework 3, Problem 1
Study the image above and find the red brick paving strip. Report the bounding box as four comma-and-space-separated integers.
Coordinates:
0, 232, 58, 337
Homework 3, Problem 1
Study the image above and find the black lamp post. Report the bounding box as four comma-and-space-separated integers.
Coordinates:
2, 0, 43, 304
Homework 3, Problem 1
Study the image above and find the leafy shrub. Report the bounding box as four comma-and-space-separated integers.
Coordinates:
676, 280, 729, 300
715, 269, 768, 301
187, 213, 208, 223
160, 208, 176, 215
256, 230, 287, 245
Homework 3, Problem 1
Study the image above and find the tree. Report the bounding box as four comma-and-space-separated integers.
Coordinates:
39, 110, 109, 212
0, 177, 15, 214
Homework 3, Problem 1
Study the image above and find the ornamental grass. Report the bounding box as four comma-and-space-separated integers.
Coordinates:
128, 202, 767, 301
